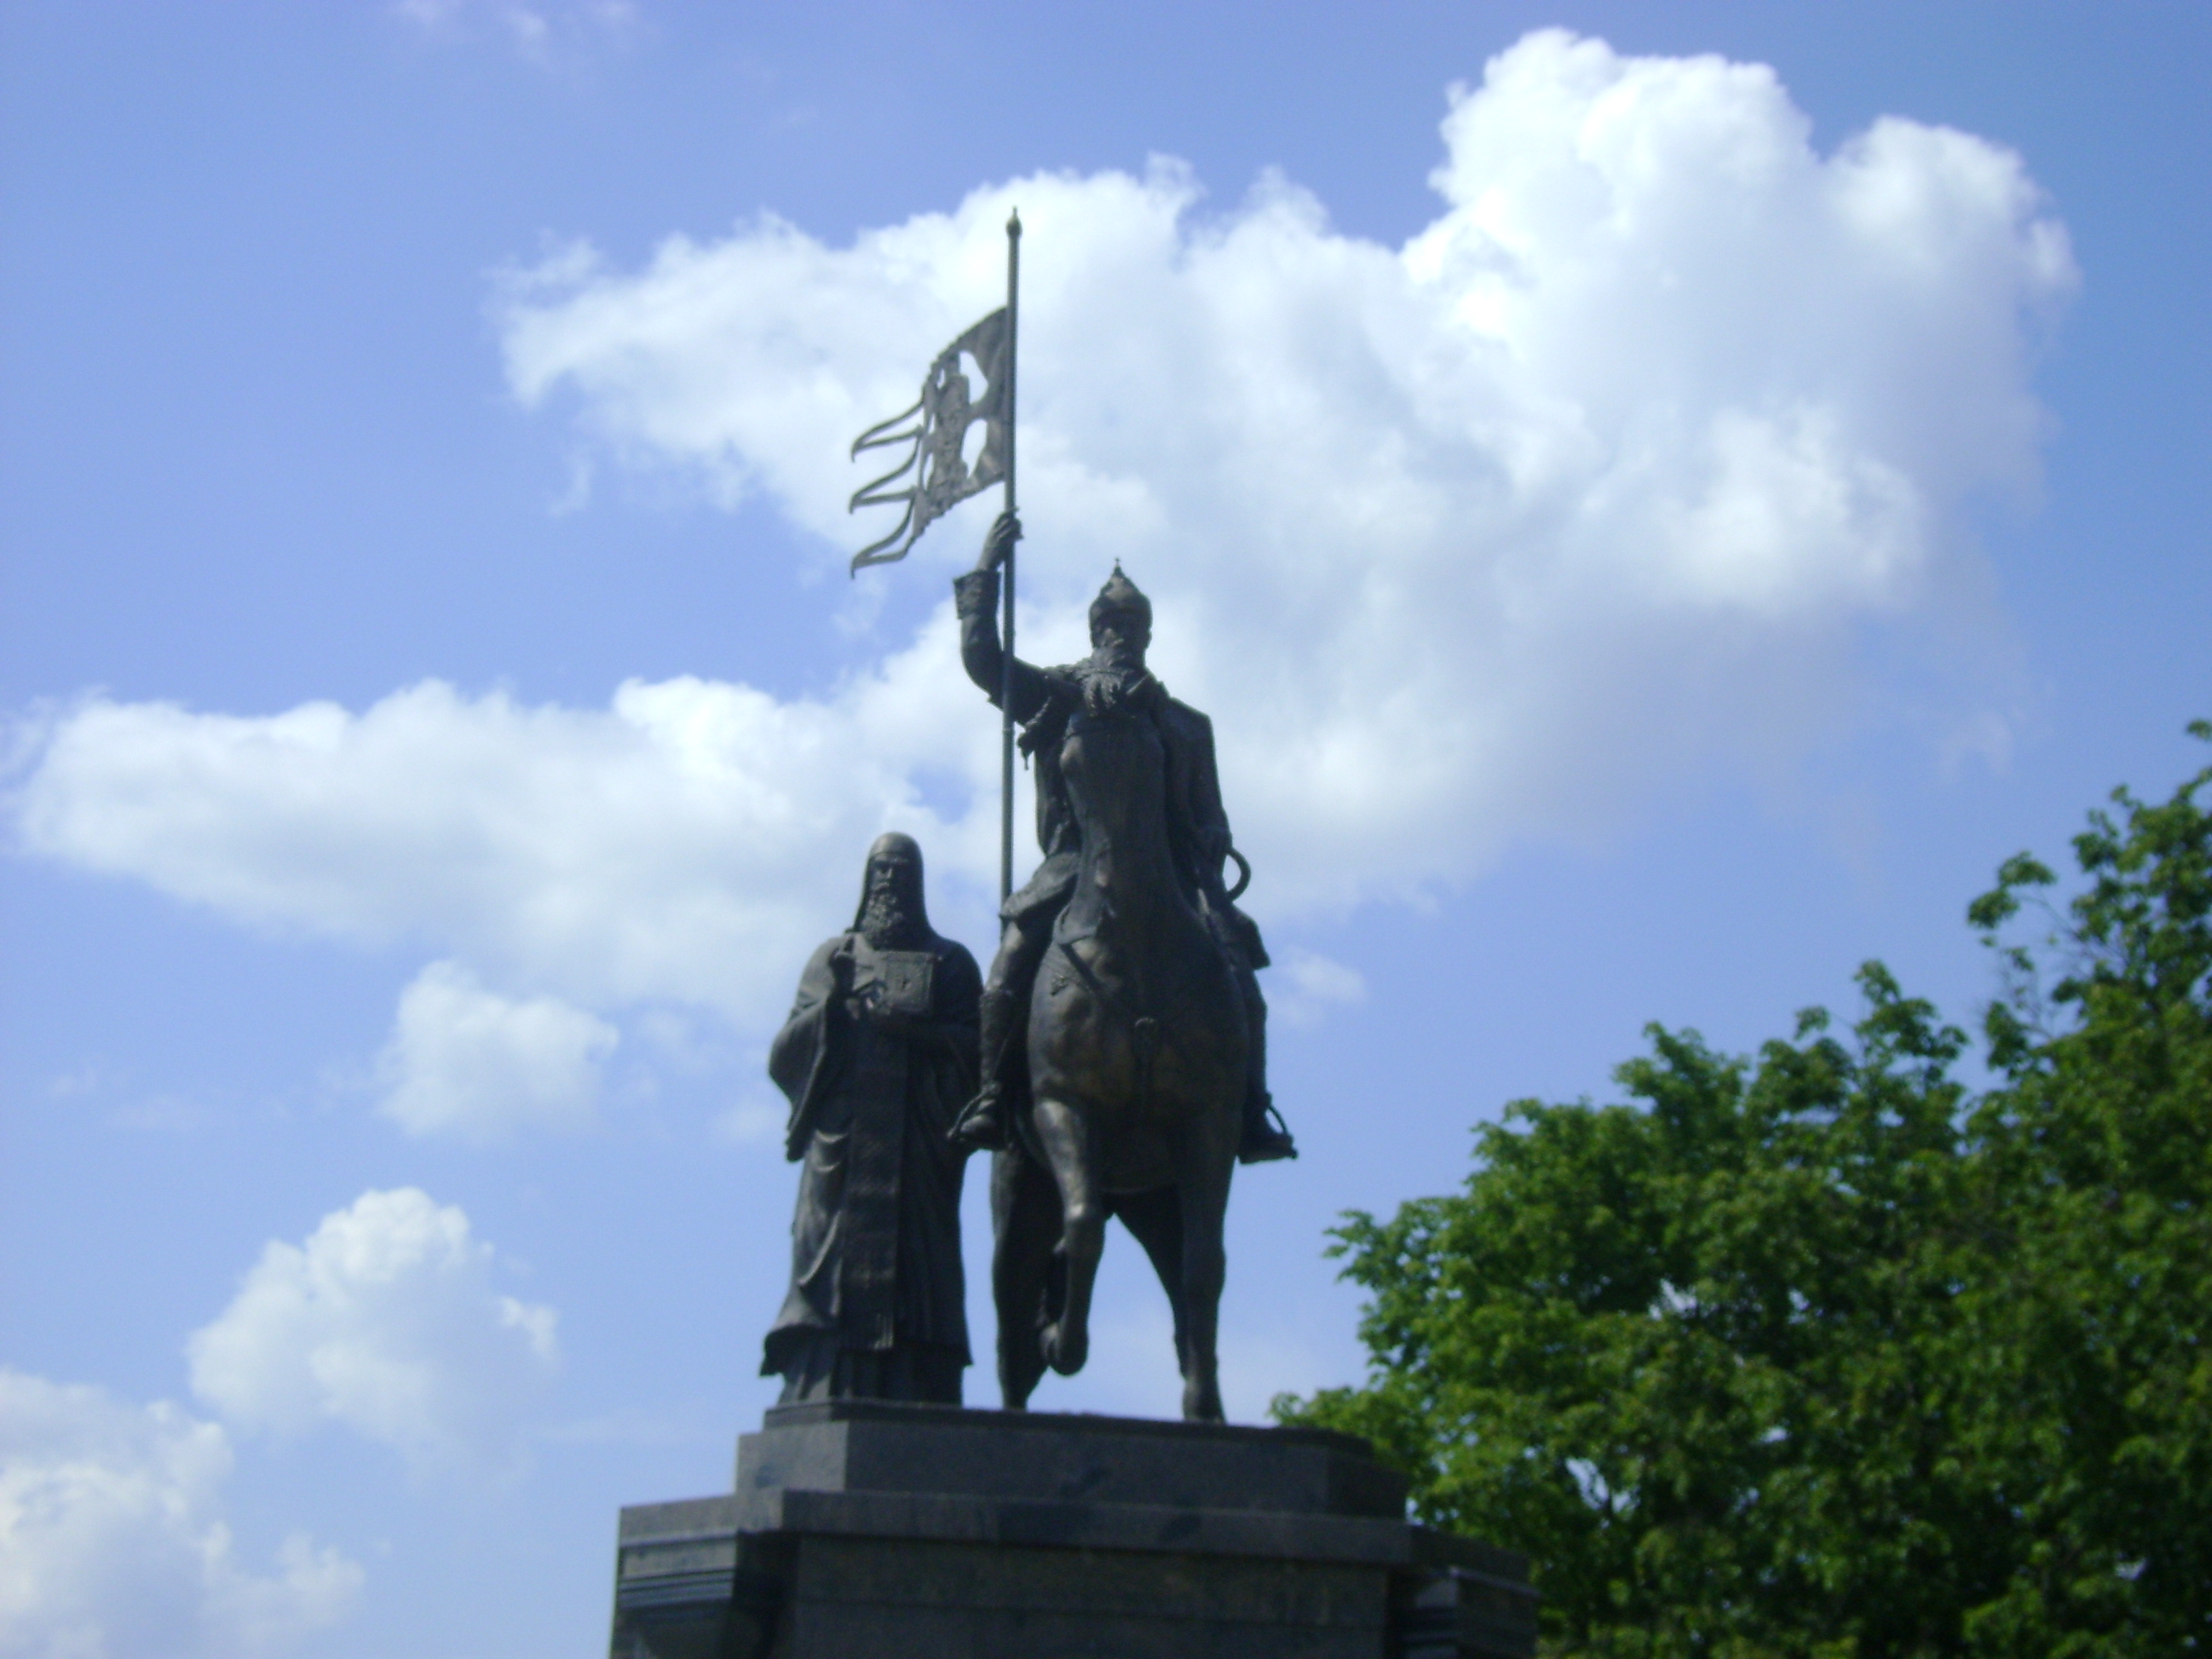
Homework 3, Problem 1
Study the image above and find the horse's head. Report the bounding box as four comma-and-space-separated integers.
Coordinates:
1063, 687, 1165, 795
1060, 680, 1182, 933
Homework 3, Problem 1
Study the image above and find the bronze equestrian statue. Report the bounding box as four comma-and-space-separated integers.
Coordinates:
950, 511, 1293, 1421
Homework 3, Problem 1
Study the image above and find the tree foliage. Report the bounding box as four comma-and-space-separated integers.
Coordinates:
1278, 725, 2211, 1656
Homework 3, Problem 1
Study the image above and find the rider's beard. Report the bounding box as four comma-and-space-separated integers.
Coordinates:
1082, 639, 1153, 716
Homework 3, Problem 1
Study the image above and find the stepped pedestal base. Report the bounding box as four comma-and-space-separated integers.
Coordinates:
609, 1401, 1537, 1659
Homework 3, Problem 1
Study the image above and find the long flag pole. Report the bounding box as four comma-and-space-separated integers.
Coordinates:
999, 210, 1021, 903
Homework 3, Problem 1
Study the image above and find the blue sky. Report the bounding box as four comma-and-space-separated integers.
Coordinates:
3, 4, 2208, 1655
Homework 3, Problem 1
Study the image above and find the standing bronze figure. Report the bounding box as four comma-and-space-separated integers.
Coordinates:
950, 512, 1293, 1421
762, 834, 982, 1404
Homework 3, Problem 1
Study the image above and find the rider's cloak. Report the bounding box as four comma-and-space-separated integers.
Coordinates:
763, 927, 980, 1399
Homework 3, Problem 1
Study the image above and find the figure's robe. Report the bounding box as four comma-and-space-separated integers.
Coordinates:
762, 930, 981, 1402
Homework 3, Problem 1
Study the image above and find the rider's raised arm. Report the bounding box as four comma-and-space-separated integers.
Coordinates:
951, 564, 1051, 722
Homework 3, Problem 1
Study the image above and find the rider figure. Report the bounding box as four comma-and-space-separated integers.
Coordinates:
948, 510, 1297, 1165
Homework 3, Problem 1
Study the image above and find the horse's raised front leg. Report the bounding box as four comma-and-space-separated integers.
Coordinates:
1175, 1146, 1233, 1421
1030, 1095, 1102, 1377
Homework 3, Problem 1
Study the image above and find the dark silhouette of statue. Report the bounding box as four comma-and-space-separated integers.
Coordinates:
948, 511, 1292, 1421
762, 833, 982, 1404
949, 512, 1293, 1167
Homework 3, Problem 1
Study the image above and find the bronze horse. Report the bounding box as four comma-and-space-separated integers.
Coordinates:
990, 687, 1247, 1422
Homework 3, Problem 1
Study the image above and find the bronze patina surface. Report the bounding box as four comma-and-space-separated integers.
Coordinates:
762, 835, 981, 1404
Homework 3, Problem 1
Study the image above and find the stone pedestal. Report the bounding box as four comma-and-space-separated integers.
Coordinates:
609, 1401, 1537, 1658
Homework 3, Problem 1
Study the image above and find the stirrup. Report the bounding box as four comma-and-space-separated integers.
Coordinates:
1238, 1100, 1298, 1165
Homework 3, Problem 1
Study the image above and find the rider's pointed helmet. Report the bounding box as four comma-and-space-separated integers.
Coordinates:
1089, 564, 1153, 638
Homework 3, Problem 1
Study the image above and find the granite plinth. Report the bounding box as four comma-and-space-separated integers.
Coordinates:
610, 1401, 1537, 1659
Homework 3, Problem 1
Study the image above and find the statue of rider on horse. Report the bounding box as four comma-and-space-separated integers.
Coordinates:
948, 510, 1294, 1421
948, 512, 1296, 1168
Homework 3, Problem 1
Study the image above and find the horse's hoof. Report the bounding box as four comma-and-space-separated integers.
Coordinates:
1182, 1380, 1223, 1422
1040, 1321, 1089, 1376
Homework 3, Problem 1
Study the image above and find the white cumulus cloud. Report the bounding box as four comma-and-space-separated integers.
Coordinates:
377, 960, 617, 1141
498, 30, 2069, 903
11, 659, 991, 1030
0, 1370, 360, 1659
185, 1189, 559, 1478
7, 32, 2071, 1060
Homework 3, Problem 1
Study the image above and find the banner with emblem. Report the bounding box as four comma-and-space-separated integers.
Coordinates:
848, 306, 1012, 570
845, 211, 1025, 899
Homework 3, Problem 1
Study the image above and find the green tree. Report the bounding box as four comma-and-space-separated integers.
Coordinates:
1947, 721, 2212, 1655
1277, 726, 2211, 1657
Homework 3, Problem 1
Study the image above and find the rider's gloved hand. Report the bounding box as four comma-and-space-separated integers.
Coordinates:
978, 510, 1022, 572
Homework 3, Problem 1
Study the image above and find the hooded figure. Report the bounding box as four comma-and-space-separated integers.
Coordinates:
762, 833, 982, 1403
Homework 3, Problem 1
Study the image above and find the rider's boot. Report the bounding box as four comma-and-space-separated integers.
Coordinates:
1236, 999, 1297, 1164
950, 986, 1020, 1153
